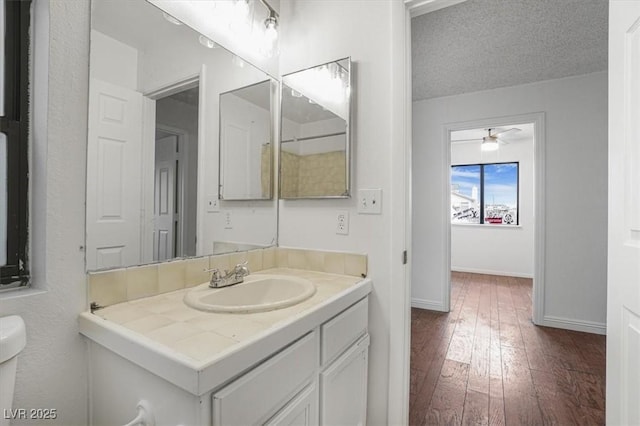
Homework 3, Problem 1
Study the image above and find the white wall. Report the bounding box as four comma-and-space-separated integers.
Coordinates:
279, 1, 408, 423
412, 72, 608, 333
450, 130, 534, 278
90, 30, 137, 90
0, 1, 89, 424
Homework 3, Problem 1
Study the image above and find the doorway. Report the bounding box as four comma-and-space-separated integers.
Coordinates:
449, 122, 534, 282
444, 114, 545, 323
151, 85, 199, 261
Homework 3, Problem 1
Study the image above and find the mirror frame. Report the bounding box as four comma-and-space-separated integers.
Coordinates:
278, 57, 352, 200
218, 78, 277, 201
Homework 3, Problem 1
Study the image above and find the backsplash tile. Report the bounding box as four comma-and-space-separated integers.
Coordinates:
305, 250, 325, 272
185, 257, 210, 288
324, 252, 346, 275
279, 247, 367, 277
88, 269, 127, 307
126, 264, 159, 301
345, 253, 367, 278
276, 248, 289, 268
262, 247, 276, 269
246, 250, 263, 273
209, 254, 231, 275
228, 252, 248, 270
288, 249, 307, 269
157, 261, 186, 294
86, 247, 366, 309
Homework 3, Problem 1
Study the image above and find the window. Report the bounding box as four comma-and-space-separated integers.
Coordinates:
451, 162, 519, 225
1, 0, 31, 288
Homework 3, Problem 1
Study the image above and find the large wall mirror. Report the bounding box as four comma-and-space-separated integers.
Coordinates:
86, 0, 277, 271
280, 58, 351, 199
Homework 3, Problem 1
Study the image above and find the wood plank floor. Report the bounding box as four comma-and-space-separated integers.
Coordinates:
410, 272, 606, 426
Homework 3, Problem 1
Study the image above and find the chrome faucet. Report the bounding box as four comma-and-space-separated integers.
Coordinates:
205, 261, 250, 288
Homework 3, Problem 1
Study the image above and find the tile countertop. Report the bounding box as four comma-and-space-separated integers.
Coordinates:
79, 268, 372, 396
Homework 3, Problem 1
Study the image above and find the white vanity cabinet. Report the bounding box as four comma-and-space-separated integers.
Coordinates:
212, 297, 369, 426
83, 294, 370, 426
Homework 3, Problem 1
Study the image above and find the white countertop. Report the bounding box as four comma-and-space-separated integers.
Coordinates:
79, 268, 372, 396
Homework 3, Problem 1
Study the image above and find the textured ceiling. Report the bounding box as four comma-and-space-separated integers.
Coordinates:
412, 0, 608, 101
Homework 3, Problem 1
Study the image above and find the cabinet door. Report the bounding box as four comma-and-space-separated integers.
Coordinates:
265, 382, 318, 426
212, 331, 318, 426
320, 334, 369, 426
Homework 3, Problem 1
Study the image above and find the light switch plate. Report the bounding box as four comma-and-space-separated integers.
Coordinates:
357, 189, 382, 214
224, 211, 233, 229
336, 210, 349, 235
206, 196, 220, 212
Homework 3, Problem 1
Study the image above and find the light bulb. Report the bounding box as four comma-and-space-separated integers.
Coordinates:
198, 35, 216, 49
232, 56, 245, 68
162, 12, 182, 25
235, 0, 250, 17
262, 14, 278, 57
481, 139, 499, 152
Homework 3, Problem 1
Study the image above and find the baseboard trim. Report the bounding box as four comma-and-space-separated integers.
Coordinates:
451, 267, 533, 279
411, 298, 447, 312
539, 315, 606, 335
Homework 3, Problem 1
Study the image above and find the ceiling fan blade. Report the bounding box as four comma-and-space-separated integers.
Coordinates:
497, 138, 510, 145
451, 138, 483, 143
492, 127, 521, 137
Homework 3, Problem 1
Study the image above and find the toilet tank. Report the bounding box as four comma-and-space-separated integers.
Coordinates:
0, 315, 26, 426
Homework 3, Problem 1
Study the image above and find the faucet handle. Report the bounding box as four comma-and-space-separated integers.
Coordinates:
234, 261, 250, 276
204, 267, 221, 278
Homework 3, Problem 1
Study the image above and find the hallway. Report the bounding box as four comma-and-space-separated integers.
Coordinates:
409, 273, 606, 425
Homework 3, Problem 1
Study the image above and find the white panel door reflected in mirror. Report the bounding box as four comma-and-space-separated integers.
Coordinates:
86, 0, 277, 271
219, 80, 275, 201
280, 58, 352, 199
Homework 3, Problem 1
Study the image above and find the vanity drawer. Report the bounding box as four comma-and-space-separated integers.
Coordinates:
321, 297, 368, 365
212, 330, 318, 426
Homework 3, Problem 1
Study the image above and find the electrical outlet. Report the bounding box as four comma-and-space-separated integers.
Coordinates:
336, 210, 349, 235
206, 196, 220, 212
224, 211, 233, 229
357, 189, 383, 214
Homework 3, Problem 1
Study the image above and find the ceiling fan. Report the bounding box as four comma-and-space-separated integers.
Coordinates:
451, 127, 521, 152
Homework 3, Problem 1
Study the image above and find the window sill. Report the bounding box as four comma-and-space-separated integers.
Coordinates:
451, 223, 522, 229
0, 286, 47, 301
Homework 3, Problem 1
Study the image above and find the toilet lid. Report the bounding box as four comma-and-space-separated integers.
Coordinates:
0, 316, 26, 363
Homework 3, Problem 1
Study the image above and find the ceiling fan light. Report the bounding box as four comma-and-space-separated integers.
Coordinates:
481, 138, 499, 151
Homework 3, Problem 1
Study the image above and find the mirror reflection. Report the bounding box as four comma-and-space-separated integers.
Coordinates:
219, 80, 275, 200
86, 0, 277, 271
280, 58, 351, 199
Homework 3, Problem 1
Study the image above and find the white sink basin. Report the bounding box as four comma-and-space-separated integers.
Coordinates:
183, 274, 316, 313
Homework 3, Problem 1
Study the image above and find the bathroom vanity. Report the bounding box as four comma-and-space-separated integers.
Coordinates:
80, 268, 371, 425
83, 0, 364, 423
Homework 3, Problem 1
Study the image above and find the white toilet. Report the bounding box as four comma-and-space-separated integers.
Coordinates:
0, 316, 26, 426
